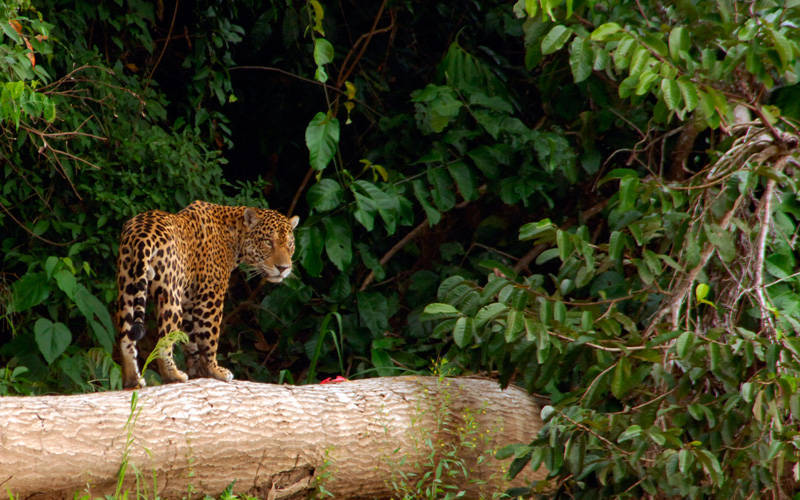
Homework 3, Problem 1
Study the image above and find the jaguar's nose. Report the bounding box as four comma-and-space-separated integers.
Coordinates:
275, 264, 290, 274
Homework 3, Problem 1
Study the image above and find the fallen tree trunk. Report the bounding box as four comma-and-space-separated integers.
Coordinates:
0, 376, 547, 499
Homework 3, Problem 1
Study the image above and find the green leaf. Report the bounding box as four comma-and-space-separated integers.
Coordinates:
53, 269, 77, 300
424, 303, 460, 315
411, 84, 462, 133
590, 22, 621, 41
677, 77, 699, 112
323, 215, 352, 271
72, 284, 114, 353
618, 175, 638, 210
428, 167, 456, 211
556, 229, 572, 261
296, 225, 324, 277
358, 291, 392, 335
676, 331, 693, 358
313, 38, 334, 66
453, 316, 473, 347
618, 424, 643, 443
569, 36, 593, 83
475, 303, 509, 329
541, 25, 573, 55
695, 283, 710, 302
629, 45, 650, 77
505, 309, 524, 342
352, 192, 375, 231
609, 230, 625, 262
307, 178, 343, 212
371, 346, 394, 376
34, 318, 72, 364
668, 27, 689, 61
660, 78, 681, 111
11, 272, 51, 313
611, 357, 633, 399
305, 112, 340, 171
741, 381, 755, 403
613, 36, 635, 71
738, 19, 759, 41
678, 449, 694, 473
768, 28, 793, 69
447, 161, 477, 201
412, 179, 441, 225
697, 449, 723, 485
519, 219, 554, 240
703, 223, 735, 262
635, 70, 659, 96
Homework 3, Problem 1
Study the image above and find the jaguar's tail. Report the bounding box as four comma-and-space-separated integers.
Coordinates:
116, 234, 151, 342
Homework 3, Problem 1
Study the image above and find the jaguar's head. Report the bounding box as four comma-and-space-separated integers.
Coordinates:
241, 208, 299, 283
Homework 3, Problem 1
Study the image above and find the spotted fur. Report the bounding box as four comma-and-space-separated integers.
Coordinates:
116, 200, 299, 389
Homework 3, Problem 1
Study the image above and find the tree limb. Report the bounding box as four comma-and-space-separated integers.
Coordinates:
0, 377, 546, 499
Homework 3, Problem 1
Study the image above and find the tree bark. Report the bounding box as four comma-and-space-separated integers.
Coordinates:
0, 376, 547, 499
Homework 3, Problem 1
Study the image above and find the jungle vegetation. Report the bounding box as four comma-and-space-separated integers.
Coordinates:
3, 0, 800, 497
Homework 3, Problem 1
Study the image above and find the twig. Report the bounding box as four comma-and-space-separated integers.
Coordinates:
0, 202, 71, 246
37, 64, 114, 92
557, 410, 636, 458
228, 65, 381, 116
336, 0, 391, 88
645, 192, 745, 337
753, 165, 781, 338
358, 188, 485, 291
20, 122, 106, 142
549, 329, 653, 353
359, 218, 428, 291
578, 362, 616, 405
288, 167, 314, 218
145, 0, 180, 92
230, 65, 347, 96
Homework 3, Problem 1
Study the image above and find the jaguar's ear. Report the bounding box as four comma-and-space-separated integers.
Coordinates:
243, 208, 261, 230
288, 215, 300, 229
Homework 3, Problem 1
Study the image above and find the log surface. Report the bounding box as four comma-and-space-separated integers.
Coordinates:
0, 376, 546, 499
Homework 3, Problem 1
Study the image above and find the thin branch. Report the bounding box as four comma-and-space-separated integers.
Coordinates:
228, 65, 381, 116
754, 164, 781, 339
145, 0, 180, 92
0, 202, 71, 246
336, 0, 391, 88
645, 191, 745, 337
288, 167, 314, 218
359, 187, 486, 291
359, 218, 428, 291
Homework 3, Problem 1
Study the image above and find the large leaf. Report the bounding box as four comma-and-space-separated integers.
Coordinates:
323, 215, 352, 271
569, 36, 593, 83
34, 318, 72, 364
307, 178, 344, 212
313, 38, 334, 83
611, 357, 633, 399
411, 84, 463, 133
73, 284, 115, 353
305, 112, 340, 171
541, 25, 573, 55
11, 272, 51, 313
453, 316, 473, 347
590, 22, 621, 41
660, 78, 681, 111
296, 225, 325, 277
53, 269, 77, 300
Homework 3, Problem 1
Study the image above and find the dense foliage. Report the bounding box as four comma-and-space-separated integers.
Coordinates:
2, 0, 800, 497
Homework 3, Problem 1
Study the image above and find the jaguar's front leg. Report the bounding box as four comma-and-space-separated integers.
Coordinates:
185, 291, 232, 382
